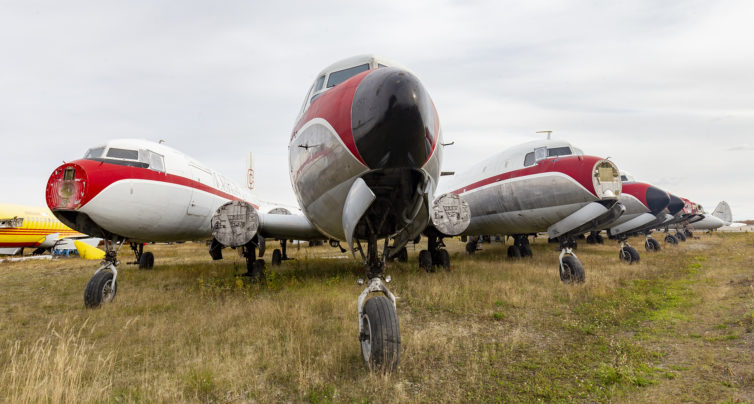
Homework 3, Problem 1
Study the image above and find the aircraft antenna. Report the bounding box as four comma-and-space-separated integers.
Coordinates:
536, 130, 552, 140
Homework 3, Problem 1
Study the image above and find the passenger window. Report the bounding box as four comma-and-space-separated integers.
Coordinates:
327, 64, 370, 88
106, 148, 139, 160
523, 152, 535, 167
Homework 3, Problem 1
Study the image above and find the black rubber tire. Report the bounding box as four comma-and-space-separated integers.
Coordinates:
465, 240, 477, 255
507, 245, 521, 258
684, 229, 693, 238
360, 296, 400, 372
586, 234, 597, 244
84, 271, 117, 308
271, 249, 282, 266
419, 250, 433, 272
627, 246, 640, 263
676, 232, 687, 242
397, 247, 408, 263
460, 235, 467, 243
251, 259, 265, 281
520, 244, 533, 258
596, 234, 604, 244
645, 238, 657, 252
138, 251, 154, 269
559, 255, 585, 283
619, 246, 634, 264
433, 249, 450, 270
665, 234, 678, 245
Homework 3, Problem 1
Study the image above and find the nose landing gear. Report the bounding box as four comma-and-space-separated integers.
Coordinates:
84, 238, 124, 308
618, 239, 640, 264
558, 237, 585, 283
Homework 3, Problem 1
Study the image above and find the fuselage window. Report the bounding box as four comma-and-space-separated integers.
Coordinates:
106, 148, 139, 160
84, 147, 105, 159
327, 64, 370, 88
547, 147, 572, 157
523, 152, 535, 167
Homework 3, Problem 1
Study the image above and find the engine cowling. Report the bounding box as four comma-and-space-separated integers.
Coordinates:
211, 201, 259, 247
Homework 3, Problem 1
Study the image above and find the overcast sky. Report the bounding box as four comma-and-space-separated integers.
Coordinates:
2, 1, 752, 220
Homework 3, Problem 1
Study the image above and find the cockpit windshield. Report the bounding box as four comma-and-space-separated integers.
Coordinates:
84, 146, 105, 159
523, 146, 573, 167
326, 64, 370, 88
83, 145, 165, 173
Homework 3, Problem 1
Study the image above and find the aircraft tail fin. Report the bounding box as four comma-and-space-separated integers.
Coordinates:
74, 240, 106, 260
246, 152, 254, 192
711, 201, 732, 225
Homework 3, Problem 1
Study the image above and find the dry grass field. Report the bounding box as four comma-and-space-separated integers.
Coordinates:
1, 232, 753, 403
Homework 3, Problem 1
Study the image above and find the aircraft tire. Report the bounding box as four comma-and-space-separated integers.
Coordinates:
360, 296, 400, 372
596, 234, 604, 244
645, 238, 661, 252
665, 234, 679, 245
271, 249, 282, 266
627, 246, 640, 263
465, 240, 477, 255
619, 246, 634, 264
138, 252, 154, 269
396, 247, 408, 263
433, 249, 450, 270
84, 271, 117, 308
684, 229, 693, 238
676, 232, 687, 242
586, 234, 597, 244
419, 250, 433, 272
507, 245, 521, 259
251, 259, 265, 281
559, 255, 585, 283
520, 244, 533, 257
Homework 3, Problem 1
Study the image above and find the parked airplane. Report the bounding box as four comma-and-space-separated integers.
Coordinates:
0, 203, 92, 255
589, 172, 675, 263
673, 200, 728, 232
48, 55, 469, 371
442, 137, 624, 282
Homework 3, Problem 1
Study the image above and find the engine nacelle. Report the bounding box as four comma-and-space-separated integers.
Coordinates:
211, 201, 259, 247
430, 193, 471, 236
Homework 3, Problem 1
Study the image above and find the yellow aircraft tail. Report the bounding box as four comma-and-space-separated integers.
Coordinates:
74, 240, 105, 260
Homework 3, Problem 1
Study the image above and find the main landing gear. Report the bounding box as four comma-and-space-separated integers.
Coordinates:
128, 242, 154, 269
240, 237, 265, 281
586, 231, 604, 244
419, 232, 450, 272
675, 230, 687, 242
507, 235, 533, 258
557, 237, 584, 283
356, 234, 400, 371
84, 238, 124, 308
465, 236, 480, 255
271, 239, 293, 267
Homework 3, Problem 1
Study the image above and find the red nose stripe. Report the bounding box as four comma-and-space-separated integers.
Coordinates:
451, 155, 604, 197
621, 182, 651, 209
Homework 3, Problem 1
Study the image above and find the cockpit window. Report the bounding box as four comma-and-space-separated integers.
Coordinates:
327, 64, 370, 88
547, 147, 572, 157
314, 75, 325, 92
84, 147, 105, 159
620, 175, 628, 182
143, 150, 165, 173
378, 63, 388, 68
523, 152, 535, 167
106, 148, 139, 160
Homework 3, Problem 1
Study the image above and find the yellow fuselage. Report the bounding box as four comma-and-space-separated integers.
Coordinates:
0, 203, 84, 248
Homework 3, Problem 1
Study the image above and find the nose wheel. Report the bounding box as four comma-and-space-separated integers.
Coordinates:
84, 238, 124, 308
618, 239, 640, 264
558, 237, 585, 283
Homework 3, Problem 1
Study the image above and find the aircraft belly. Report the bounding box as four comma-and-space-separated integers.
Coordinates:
290, 120, 368, 239
461, 174, 596, 235
81, 180, 224, 241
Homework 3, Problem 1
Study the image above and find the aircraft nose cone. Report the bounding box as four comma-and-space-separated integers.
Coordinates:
645, 186, 670, 215
667, 193, 685, 215
46, 163, 88, 210
351, 67, 437, 169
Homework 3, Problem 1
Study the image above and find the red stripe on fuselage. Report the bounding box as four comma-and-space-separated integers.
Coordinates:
0, 242, 41, 247
58, 159, 250, 209
452, 155, 602, 197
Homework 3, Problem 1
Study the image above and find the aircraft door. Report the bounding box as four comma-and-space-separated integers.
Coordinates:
187, 164, 216, 217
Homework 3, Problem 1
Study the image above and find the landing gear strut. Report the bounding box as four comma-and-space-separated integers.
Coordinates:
271, 239, 292, 266
356, 234, 400, 371
557, 237, 584, 283
586, 231, 604, 244
240, 237, 265, 280
84, 238, 124, 308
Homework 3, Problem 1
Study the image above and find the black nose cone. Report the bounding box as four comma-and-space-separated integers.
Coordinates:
351, 67, 436, 169
646, 186, 670, 215
667, 193, 685, 215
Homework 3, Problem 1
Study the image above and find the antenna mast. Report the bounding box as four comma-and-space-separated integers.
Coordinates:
536, 130, 552, 140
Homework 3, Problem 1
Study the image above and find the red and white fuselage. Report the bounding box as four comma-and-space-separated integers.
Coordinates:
46, 139, 260, 242
442, 139, 622, 238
